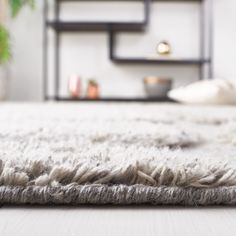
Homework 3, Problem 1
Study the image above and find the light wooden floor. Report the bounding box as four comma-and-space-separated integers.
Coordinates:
0, 206, 236, 236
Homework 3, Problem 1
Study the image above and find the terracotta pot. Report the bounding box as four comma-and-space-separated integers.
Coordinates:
87, 84, 100, 99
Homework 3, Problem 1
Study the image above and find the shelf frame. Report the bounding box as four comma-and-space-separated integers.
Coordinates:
43, 0, 213, 101
47, 96, 175, 103
47, 21, 147, 32
108, 0, 213, 75
111, 57, 211, 65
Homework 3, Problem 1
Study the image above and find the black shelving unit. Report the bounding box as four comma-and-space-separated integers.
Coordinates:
43, 0, 213, 102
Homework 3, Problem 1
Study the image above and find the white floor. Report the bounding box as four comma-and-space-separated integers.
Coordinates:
0, 206, 236, 236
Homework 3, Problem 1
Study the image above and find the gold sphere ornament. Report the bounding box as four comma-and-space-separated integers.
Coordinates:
156, 41, 172, 55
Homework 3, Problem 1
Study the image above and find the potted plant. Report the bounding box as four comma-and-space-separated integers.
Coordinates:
0, 0, 35, 99
87, 79, 100, 99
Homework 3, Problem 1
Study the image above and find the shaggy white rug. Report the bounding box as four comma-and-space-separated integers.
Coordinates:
1, 103, 236, 205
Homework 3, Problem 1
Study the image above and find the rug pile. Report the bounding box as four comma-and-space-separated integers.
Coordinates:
0, 103, 236, 205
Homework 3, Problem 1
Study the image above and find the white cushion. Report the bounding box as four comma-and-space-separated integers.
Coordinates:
168, 79, 236, 105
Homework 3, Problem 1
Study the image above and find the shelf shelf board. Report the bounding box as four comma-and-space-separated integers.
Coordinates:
48, 96, 175, 102
112, 57, 211, 65
47, 21, 146, 32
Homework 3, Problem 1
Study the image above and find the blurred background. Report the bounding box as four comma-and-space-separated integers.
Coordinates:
0, 0, 235, 101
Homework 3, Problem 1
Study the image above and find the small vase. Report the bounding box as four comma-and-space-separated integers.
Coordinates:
68, 75, 81, 98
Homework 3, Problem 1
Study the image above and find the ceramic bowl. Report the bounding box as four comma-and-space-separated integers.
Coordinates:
144, 77, 172, 98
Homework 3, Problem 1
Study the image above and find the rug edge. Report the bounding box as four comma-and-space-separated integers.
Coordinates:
1, 185, 236, 206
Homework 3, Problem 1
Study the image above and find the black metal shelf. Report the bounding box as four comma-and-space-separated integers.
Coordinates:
112, 57, 211, 65
50, 96, 175, 102
43, 0, 213, 101
47, 21, 146, 32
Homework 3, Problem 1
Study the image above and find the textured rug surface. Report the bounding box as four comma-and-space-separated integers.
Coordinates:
1, 103, 236, 205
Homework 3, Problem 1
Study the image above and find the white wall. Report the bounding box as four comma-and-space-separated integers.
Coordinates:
214, 0, 236, 80
5, 0, 236, 101
7, 1, 43, 101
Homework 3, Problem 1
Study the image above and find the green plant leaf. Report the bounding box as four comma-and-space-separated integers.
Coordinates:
0, 25, 11, 63
0, 0, 35, 63
10, 0, 35, 17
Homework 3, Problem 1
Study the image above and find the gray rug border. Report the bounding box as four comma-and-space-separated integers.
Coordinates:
1, 185, 236, 206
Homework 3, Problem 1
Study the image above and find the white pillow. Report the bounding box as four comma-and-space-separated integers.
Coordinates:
168, 79, 236, 105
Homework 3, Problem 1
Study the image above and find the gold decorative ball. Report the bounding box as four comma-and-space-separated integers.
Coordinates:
156, 41, 172, 55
